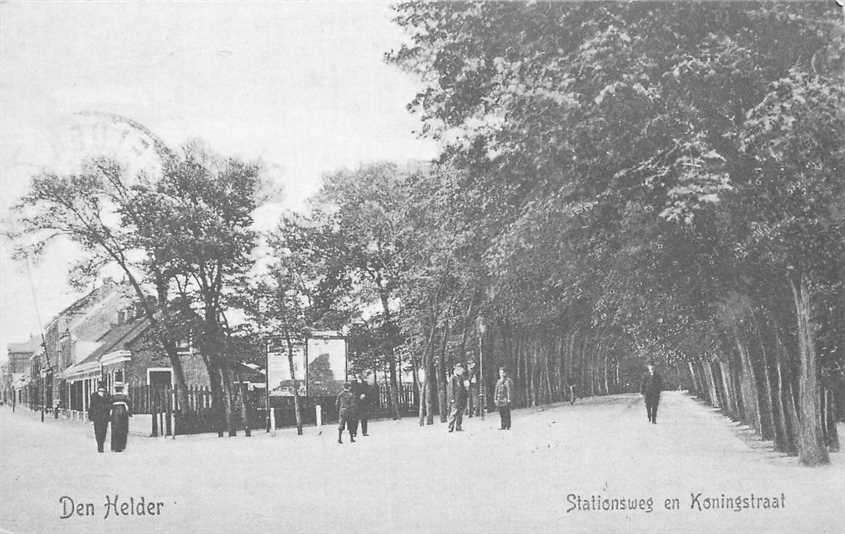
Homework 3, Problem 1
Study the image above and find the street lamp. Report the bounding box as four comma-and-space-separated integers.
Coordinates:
476, 316, 486, 420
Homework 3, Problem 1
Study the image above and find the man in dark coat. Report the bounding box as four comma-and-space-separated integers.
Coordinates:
448, 364, 468, 432
494, 366, 514, 430
87, 382, 111, 453
640, 361, 663, 424
465, 360, 478, 417
352, 373, 374, 436
336, 382, 358, 444
109, 383, 132, 452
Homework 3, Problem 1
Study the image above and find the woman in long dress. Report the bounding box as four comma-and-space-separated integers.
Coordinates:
110, 383, 132, 452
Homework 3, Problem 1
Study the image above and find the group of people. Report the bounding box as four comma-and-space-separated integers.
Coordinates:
335, 373, 377, 444
88, 362, 663, 449
447, 363, 515, 432
87, 382, 132, 453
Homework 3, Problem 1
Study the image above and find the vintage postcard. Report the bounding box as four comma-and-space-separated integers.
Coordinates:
1, 2, 843, 533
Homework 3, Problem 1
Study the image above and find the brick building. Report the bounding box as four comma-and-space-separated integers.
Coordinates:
3, 336, 39, 405
19, 279, 210, 414
63, 311, 209, 412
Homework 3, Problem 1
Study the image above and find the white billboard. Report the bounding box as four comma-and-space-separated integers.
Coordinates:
266, 333, 347, 396
267, 343, 306, 396
306, 336, 347, 395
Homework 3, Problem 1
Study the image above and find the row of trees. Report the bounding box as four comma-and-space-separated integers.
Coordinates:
377, 2, 844, 465
10, 3, 843, 466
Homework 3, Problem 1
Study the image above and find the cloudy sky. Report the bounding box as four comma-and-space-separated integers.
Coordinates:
0, 1, 437, 357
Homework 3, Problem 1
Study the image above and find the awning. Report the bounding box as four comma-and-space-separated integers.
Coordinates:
100, 350, 131, 367
63, 360, 102, 382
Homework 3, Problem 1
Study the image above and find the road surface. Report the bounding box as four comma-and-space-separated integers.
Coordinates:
1, 391, 843, 534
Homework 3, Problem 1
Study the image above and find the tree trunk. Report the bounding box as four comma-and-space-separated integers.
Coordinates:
734, 331, 761, 434
240, 381, 251, 437
206, 359, 225, 438
121, 272, 189, 413
379, 294, 402, 420
436, 329, 449, 423
789, 273, 829, 465
824, 389, 840, 452
284, 330, 303, 435
418, 315, 440, 426
770, 341, 790, 453
221, 364, 236, 437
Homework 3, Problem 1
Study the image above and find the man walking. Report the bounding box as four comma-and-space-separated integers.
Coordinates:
466, 360, 478, 418
494, 366, 514, 430
448, 364, 468, 432
87, 382, 111, 453
336, 382, 358, 444
640, 361, 663, 424
352, 373, 374, 436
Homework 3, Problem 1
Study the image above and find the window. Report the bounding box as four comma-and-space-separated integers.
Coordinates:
148, 369, 172, 390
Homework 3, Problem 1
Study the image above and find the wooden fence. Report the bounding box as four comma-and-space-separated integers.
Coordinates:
127, 382, 420, 436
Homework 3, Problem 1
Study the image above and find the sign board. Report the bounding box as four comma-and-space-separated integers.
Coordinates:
266, 332, 347, 396
306, 335, 347, 396
267, 343, 306, 397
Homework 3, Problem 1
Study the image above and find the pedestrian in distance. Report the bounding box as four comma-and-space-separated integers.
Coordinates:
568, 382, 577, 405
466, 360, 479, 418
494, 366, 514, 430
87, 382, 111, 453
353, 372, 374, 436
336, 382, 358, 444
109, 383, 132, 452
640, 361, 663, 424
448, 363, 468, 432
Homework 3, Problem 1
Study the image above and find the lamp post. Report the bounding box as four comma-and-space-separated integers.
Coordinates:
477, 316, 486, 420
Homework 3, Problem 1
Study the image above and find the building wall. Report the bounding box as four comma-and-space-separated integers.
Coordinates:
8, 352, 33, 375
120, 336, 210, 387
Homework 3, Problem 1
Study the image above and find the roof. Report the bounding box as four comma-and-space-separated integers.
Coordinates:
80, 315, 151, 367
7, 337, 41, 354
63, 315, 151, 379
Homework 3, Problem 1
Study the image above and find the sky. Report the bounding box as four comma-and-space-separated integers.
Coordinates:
0, 1, 438, 359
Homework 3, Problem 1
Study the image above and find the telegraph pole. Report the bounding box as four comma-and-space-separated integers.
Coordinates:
24, 253, 49, 422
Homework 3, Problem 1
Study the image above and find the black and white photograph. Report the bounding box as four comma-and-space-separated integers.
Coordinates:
0, 1, 843, 533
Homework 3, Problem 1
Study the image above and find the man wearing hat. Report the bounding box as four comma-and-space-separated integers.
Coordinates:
352, 372, 375, 436
448, 363, 468, 432
640, 361, 664, 424
87, 382, 111, 453
336, 382, 358, 444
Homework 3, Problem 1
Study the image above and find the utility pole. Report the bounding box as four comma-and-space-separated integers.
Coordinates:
477, 316, 486, 420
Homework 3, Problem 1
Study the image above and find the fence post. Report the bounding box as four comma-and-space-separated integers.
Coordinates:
151, 392, 159, 438
316, 404, 322, 427
165, 389, 172, 437
171, 388, 177, 440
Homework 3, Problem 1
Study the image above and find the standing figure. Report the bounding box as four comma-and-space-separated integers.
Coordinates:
640, 361, 663, 424
336, 382, 358, 444
494, 366, 514, 430
110, 383, 132, 452
87, 382, 111, 453
447, 364, 468, 432
353, 373, 374, 436
568, 382, 577, 405
466, 360, 478, 418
